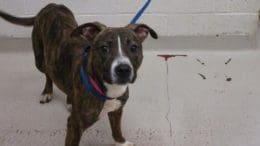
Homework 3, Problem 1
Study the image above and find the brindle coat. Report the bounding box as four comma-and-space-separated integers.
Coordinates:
0, 3, 158, 146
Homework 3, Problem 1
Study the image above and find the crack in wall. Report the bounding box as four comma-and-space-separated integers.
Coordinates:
164, 60, 173, 138
157, 54, 187, 145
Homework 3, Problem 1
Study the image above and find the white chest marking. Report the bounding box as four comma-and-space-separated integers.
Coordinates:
104, 82, 128, 98
99, 99, 122, 118
98, 82, 127, 118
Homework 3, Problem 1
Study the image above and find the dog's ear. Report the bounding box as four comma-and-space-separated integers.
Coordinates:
127, 23, 158, 41
71, 22, 106, 40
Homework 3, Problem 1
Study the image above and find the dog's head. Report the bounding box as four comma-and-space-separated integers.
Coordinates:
72, 22, 158, 86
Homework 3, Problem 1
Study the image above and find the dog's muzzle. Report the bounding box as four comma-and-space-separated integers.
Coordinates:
113, 63, 133, 85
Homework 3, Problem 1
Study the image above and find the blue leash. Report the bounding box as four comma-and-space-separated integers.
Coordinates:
130, 0, 151, 24
80, 0, 152, 101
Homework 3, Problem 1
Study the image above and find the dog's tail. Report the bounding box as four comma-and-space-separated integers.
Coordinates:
0, 10, 35, 26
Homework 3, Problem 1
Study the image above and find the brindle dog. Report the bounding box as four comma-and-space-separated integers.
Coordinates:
0, 3, 158, 146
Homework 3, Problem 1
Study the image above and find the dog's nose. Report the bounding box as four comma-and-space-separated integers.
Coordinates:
115, 64, 131, 79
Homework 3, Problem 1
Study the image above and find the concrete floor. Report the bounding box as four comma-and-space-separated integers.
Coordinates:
0, 33, 260, 146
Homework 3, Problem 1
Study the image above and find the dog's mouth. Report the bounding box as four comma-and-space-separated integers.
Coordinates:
115, 78, 131, 85
103, 72, 113, 84
103, 72, 132, 85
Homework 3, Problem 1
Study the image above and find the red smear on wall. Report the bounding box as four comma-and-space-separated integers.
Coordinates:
157, 54, 187, 61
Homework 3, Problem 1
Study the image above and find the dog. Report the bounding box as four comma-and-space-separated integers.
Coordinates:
0, 3, 158, 146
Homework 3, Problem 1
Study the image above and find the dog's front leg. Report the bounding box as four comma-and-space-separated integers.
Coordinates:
65, 111, 98, 146
108, 108, 134, 146
65, 114, 84, 146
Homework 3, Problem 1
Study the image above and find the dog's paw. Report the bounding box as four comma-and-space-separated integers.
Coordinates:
115, 141, 134, 146
66, 104, 72, 112
39, 94, 53, 104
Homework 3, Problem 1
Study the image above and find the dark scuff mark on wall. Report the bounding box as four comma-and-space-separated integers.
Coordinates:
225, 58, 232, 65
198, 73, 206, 80
196, 58, 206, 66
225, 75, 232, 82
226, 77, 232, 82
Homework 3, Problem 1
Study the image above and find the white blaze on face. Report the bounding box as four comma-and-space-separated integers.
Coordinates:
110, 35, 134, 83
117, 35, 123, 57
104, 35, 134, 98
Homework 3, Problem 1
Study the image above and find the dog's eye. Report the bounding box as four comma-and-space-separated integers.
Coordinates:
129, 44, 138, 53
100, 45, 109, 54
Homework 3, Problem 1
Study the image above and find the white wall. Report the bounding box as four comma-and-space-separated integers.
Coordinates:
0, 0, 259, 37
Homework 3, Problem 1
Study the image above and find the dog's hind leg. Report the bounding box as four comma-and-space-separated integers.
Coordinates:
32, 28, 45, 73
39, 74, 53, 104
32, 28, 53, 103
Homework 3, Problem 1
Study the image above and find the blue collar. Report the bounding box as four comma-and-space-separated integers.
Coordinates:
80, 46, 113, 101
